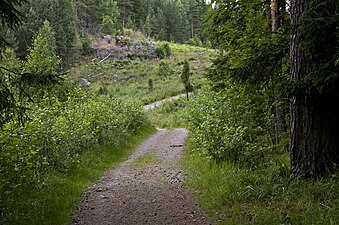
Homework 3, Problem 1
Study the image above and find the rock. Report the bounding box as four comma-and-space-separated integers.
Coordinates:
78, 78, 91, 88
103, 35, 112, 44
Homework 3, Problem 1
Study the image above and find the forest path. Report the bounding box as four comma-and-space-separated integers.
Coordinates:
72, 128, 210, 225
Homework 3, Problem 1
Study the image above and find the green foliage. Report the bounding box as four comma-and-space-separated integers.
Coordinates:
181, 148, 339, 225
0, 0, 27, 52
100, 0, 119, 35
0, 90, 151, 198
147, 97, 188, 128
187, 87, 273, 167
155, 45, 165, 59
144, 15, 152, 37
81, 36, 93, 56
155, 42, 172, 59
101, 15, 115, 35
181, 60, 193, 94
297, 0, 339, 94
148, 78, 153, 91
1, 127, 155, 225
25, 20, 60, 76
185, 34, 202, 46
156, 61, 174, 78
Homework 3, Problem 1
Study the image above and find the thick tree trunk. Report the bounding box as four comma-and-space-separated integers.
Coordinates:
290, 0, 339, 178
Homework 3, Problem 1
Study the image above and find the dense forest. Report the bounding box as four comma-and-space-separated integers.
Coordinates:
1, 0, 339, 224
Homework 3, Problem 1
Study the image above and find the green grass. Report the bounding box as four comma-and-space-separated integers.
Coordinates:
70, 42, 212, 105
180, 144, 339, 225
131, 153, 161, 167
146, 96, 189, 128
1, 127, 156, 225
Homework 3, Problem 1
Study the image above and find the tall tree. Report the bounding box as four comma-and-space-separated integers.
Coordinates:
290, 0, 339, 178
0, 0, 27, 52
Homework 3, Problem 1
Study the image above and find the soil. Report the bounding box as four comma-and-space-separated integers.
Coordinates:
72, 128, 211, 225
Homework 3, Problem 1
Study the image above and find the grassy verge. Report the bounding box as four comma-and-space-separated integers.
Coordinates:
1, 127, 156, 225
181, 144, 339, 225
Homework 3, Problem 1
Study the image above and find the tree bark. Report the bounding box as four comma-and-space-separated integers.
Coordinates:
271, 0, 280, 31
290, 0, 339, 178
271, 0, 286, 134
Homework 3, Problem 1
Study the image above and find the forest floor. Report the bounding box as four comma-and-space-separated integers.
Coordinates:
71, 128, 211, 225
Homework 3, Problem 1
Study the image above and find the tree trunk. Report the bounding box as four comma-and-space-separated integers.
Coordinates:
271, 0, 280, 31
290, 0, 339, 178
271, 0, 286, 134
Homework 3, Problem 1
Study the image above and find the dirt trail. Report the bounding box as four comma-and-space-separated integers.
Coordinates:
72, 128, 210, 225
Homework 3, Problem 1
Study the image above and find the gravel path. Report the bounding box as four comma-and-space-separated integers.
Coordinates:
72, 128, 210, 225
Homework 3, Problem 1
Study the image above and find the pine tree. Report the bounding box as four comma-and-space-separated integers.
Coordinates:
25, 20, 60, 77
144, 15, 152, 37
181, 60, 192, 101
290, 0, 339, 178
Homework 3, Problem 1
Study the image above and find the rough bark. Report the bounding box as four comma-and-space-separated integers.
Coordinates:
290, 0, 339, 178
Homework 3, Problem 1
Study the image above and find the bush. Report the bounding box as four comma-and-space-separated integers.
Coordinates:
156, 61, 174, 78
81, 37, 93, 56
187, 87, 272, 167
155, 42, 172, 59
0, 91, 150, 191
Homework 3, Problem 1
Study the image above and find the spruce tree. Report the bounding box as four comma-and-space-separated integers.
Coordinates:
181, 60, 191, 101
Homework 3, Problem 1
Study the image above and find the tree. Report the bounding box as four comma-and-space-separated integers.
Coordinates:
144, 15, 152, 37
101, 15, 115, 35
290, 0, 339, 178
181, 60, 192, 101
0, 0, 27, 52
100, 0, 119, 35
25, 20, 60, 77
0, 0, 28, 127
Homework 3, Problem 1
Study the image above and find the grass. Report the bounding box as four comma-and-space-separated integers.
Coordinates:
70, 42, 212, 106
131, 153, 161, 167
180, 143, 339, 225
1, 127, 156, 225
146, 96, 189, 128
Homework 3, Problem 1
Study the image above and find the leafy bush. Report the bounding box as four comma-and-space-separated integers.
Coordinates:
156, 61, 174, 78
187, 87, 272, 167
0, 90, 150, 192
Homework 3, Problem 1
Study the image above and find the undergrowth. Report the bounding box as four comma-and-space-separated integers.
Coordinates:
0, 89, 154, 225
1, 127, 155, 225
181, 145, 339, 225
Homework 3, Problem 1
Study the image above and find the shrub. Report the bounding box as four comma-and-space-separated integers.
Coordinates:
0, 91, 150, 192
155, 45, 166, 59
187, 87, 271, 167
156, 61, 174, 78
155, 42, 172, 59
